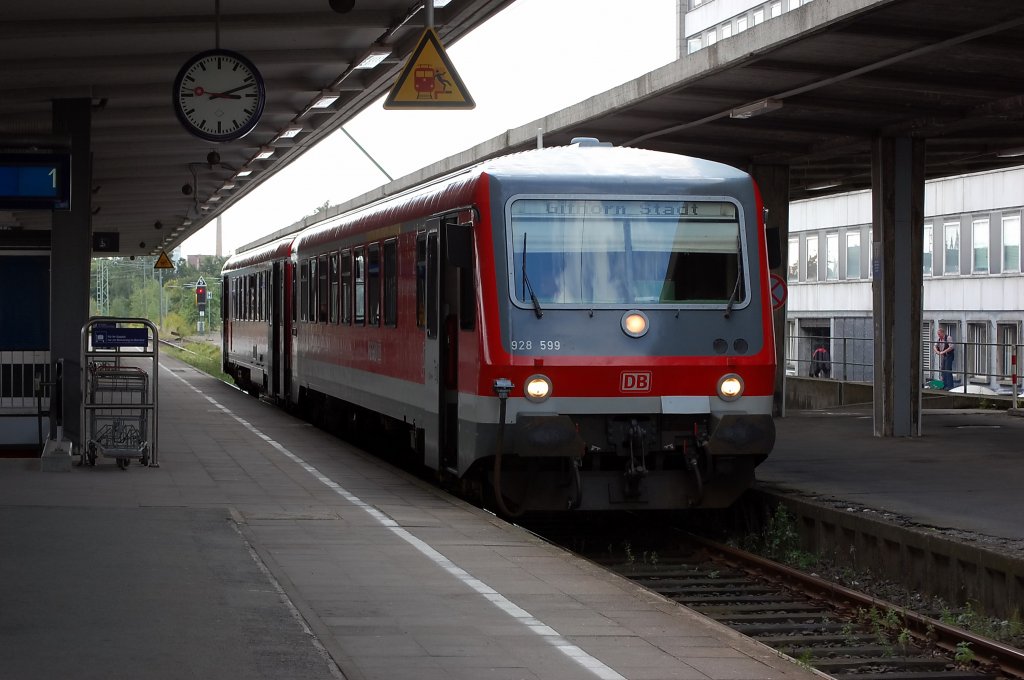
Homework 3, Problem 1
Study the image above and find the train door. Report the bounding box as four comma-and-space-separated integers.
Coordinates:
423, 216, 469, 474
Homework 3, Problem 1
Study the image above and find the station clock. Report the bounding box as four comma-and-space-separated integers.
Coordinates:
173, 49, 266, 143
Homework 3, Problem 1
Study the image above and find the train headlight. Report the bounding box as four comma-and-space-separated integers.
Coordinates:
524, 374, 552, 402
717, 373, 744, 401
621, 310, 649, 338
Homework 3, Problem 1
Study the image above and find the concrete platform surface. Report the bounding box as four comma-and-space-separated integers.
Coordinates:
0, 356, 819, 680
757, 405, 1024, 546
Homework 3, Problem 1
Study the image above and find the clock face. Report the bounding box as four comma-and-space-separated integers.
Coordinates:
173, 49, 265, 143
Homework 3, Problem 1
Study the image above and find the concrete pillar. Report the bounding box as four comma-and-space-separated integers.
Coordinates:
751, 164, 790, 417
46, 98, 92, 460
870, 136, 924, 437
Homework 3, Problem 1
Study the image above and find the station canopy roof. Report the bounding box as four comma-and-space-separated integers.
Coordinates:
0, 0, 512, 257
2, 0, 1023, 257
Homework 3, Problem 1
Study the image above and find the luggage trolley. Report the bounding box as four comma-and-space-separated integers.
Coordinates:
80, 317, 159, 469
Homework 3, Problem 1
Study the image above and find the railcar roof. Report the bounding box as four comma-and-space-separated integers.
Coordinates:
222, 235, 294, 271
288, 144, 752, 253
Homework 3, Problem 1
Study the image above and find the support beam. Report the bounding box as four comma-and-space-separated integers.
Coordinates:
751, 164, 790, 417
870, 136, 924, 436
48, 98, 92, 453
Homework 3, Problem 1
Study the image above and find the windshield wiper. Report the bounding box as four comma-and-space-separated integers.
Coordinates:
724, 235, 743, 319
521, 233, 543, 319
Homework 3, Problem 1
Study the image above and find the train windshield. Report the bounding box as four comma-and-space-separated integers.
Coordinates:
510, 198, 744, 307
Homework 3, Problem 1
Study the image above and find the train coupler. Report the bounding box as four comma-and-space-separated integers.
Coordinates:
623, 419, 648, 499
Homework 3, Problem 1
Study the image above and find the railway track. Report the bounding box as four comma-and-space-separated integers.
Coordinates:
525, 516, 1024, 680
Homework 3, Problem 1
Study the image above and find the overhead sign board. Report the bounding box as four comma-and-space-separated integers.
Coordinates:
384, 28, 475, 110
0, 153, 71, 210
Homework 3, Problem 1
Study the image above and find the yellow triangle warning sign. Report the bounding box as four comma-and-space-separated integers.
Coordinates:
154, 251, 174, 270
384, 28, 475, 110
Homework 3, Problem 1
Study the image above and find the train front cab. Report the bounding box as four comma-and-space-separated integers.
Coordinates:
436, 169, 777, 514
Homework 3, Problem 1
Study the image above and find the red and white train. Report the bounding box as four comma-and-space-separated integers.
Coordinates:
222, 139, 777, 513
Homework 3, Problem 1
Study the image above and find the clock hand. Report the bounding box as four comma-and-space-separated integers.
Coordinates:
207, 83, 255, 99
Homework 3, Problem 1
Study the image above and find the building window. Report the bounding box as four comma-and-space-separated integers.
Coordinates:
826, 233, 838, 280
943, 221, 960, 275
687, 36, 702, 54
706, 29, 717, 46
966, 321, 989, 381
721, 23, 732, 39
787, 237, 799, 281
972, 218, 989, 274
923, 224, 932, 276
737, 15, 748, 31
805, 235, 818, 281
753, 8, 765, 24
846, 231, 861, 279
1003, 214, 1021, 273
770, 1, 782, 18
997, 322, 1020, 383
786, 318, 798, 375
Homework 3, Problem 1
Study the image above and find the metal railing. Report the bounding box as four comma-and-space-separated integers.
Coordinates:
784, 332, 1022, 397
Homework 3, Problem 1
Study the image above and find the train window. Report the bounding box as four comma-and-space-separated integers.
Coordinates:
341, 250, 352, 324
509, 199, 744, 307
318, 254, 328, 322
249, 274, 257, 320
367, 244, 381, 326
427, 232, 438, 338
415, 234, 427, 329
354, 247, 365, 325
308, 257, 318, 323
458, 230, 476, 331
383, 239, 398, 327
329, 252, 339, 324
258, 271, 264, 321
291, 264, 297, 324
299, 260, 309, 322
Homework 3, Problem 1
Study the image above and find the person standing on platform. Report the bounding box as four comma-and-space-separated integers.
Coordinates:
810, 344, 831, 378
935, 328, 955, 390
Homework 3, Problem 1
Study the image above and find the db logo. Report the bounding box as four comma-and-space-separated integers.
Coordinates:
620, 371, 652, 392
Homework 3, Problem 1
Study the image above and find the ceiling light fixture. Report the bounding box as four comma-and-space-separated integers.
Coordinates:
730, 98, 783, 119
354, 45, 391, 70
221, 182, 236, 191
207, 195, 221, 202
234, 168, 253, 178
996, 146, 1024, 158
253, 146, 275, 160
433, 0, 454, 7
275, 124, 305, 140
311, 90, 341, 109
807, 180, 841, 191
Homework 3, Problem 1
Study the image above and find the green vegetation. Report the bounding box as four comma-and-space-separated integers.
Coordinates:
740, 503, 816, 569
91, 254, 228, 336
162, 341, 230, 383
